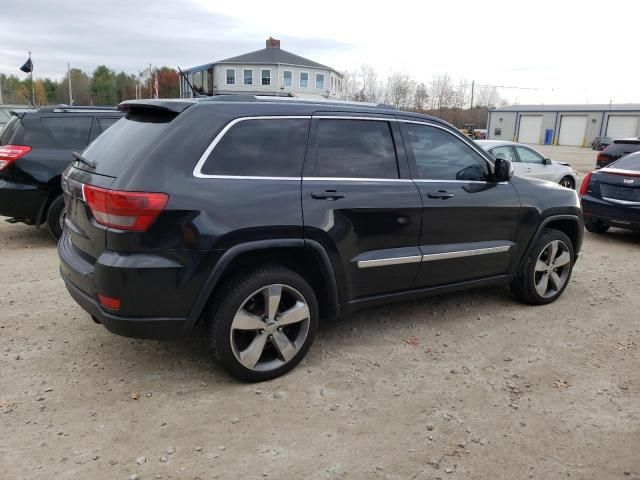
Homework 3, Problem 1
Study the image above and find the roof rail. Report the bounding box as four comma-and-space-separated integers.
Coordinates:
201, 94, 397, 110
38, 104, 118, 113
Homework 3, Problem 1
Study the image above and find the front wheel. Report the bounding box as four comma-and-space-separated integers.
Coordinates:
46, 195, 66, 241
511, 229, 574, 305
559, 176, 575, 189
206, 266, 318, 382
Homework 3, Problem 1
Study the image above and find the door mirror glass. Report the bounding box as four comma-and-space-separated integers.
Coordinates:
493, 158, 514, 182
544, 158, 552, 165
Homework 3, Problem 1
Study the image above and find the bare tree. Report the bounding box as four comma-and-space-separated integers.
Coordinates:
384, 73, 414, 109
413, 82, 429, 111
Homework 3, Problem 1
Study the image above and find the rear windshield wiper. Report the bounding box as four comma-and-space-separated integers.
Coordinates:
72, 151, 96, 169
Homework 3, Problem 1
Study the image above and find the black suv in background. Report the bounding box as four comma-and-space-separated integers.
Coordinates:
596, 139, 640, 169
59, 97, 583, 382
0, 106, 123, 239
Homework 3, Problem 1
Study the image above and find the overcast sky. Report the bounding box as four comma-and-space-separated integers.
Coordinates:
1, 0, 638, 105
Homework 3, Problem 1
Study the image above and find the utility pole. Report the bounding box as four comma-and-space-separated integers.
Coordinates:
0, 75, 3, 104
149, 63, 153, 99
67, 63, 73, 106
470, 80, 475, 109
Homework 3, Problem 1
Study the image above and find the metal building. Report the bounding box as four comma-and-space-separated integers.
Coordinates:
487, 104, 640, 147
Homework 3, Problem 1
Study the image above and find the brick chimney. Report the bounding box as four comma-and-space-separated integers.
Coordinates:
266, 37, 280, 49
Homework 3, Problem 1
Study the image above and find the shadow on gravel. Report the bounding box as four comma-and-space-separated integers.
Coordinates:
0, 222, 55, 248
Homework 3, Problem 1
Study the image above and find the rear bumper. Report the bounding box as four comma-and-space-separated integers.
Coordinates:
58, 231, 210, 339
0, 178, 48, 222
61, 273, 191, 339
582, 195, 640, 230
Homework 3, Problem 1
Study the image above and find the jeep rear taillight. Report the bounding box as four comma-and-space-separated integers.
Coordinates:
82, 184, 168, 231
0, 145, 31, 170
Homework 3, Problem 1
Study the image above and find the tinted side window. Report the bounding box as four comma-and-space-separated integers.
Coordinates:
402, 124, 489, 181
41, 116, 93, 147
97, 117, 120, 132
314, 119, 398, 178
606, 142, 640, 154
490, 146, 517, 162
515, 146, 544, 164
201, 118, 309, 177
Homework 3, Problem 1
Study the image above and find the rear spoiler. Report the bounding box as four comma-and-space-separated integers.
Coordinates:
9, 108, 37, 119
118, 99, 198, 114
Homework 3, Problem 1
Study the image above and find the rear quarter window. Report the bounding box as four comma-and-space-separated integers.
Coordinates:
41, 116, 93, 148
199, 118, 310, 177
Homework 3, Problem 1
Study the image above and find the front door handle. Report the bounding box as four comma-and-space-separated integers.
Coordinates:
311, 190, 345, 200
427, 190, 454, 199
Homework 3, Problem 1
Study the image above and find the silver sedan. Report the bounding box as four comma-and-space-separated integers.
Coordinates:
476, 140, 579, 190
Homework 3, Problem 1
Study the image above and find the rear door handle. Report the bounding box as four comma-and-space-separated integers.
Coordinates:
311, 190, 345, 200
427, 191, 454, 199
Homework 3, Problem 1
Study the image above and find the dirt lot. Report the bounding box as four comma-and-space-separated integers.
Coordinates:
1, 146, 639, 480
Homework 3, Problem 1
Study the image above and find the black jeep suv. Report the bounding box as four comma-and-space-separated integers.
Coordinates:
0, 105, 122, 239
59, 96, 583, 382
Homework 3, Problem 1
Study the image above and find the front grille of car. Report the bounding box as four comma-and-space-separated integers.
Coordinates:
600, 183, 640, 203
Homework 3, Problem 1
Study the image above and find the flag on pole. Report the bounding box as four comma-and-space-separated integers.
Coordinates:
20, 57, 33, 73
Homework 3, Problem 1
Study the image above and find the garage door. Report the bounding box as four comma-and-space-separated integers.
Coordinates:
518, 116, 542, 144
558, 115, 587, 146
606, 115, 639, 139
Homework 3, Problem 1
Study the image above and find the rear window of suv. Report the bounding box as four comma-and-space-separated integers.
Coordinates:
82, 111, 175, 177
200, 118, 309, 177
603, 140, 640, 155
41, 116, 93, 148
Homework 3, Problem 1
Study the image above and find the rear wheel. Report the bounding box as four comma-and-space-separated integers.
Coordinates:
511, 229, 574, 305
585, 219, 609, 234
46, 195, 66, 241
206, 266, 318, 382
559, 176, 575, 189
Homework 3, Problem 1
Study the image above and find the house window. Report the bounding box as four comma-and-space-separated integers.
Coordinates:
316, 73, 325, 89
261, 69, 271, 86
300, 72, 309, 88
226, 69, 236, 85
494, 128, 502, 136
244, 69, 253, 85
283, 70, 292, 87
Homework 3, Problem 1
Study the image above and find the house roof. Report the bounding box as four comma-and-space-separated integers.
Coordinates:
184, 39, 339, 74
490, 104, 640, 113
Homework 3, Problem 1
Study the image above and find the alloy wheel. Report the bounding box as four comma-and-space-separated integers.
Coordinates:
534, 240, 571, 298
229, 284, 310, 372
560, 178, 574, 189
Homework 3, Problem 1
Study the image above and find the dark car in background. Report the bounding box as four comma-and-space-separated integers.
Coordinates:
596, 139, 640, 169
591, 135, 613, 151
581, 151, 640, 233
58, 96, 583, 382
0, 105, 123, 239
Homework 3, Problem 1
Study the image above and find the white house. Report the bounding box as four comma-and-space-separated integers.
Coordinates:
180, 37, 343, 99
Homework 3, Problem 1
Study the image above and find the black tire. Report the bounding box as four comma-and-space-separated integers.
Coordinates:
46, 195, 66, 241
559, 176, 575, 189
584, 219, 609, 234
511, 228, 575, 305
206, 265, 318, 382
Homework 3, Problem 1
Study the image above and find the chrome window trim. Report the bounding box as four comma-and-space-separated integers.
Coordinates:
303, 177, 412, 183
193, 115, 496, 180
192, 116, 311, 179
421, 245, 511, 262
357, 255, 422, 269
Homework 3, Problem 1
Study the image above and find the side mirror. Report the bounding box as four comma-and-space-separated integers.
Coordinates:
493, 158, 514, 182
544, 158, 552, 165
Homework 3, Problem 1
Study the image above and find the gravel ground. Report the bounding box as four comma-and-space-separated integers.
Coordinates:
1, 146, 639, 480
